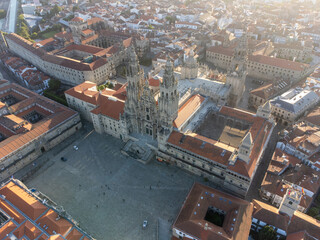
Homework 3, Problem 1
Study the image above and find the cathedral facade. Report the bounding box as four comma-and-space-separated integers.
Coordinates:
120, 50, 179, 141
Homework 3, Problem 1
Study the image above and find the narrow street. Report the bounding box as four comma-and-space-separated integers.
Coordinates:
245, 123, 283, 202
0, 62, 26, 86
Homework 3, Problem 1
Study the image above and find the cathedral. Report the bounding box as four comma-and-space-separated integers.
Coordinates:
120, 50, 179, 142
65, 46, 274, 197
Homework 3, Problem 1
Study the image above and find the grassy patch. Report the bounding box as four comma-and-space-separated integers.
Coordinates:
40, 30, 60, 39
43, 90, 67, 106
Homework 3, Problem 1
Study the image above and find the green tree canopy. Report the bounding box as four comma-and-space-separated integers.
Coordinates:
48, 79, 61, 91
258, 225, 277, 240
307, 207, 319, 217
165, 15, 176, 24
72, 6, 79, 12
51, 4, 61, 15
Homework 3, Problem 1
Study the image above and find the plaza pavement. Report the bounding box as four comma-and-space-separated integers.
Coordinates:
25, 123, 208, 240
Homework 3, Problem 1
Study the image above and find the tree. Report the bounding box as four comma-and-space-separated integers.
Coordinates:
105, 82, 114, 89
51, 4, 61, 16
97, 85, 105, 91
31, 32, 38, 39
165, 15, 176, 25
307, 207, 319, 217
18, 14, 24, 23
48, 79, 61, 91
72, 5, 79, 12
258, 225, 277, 240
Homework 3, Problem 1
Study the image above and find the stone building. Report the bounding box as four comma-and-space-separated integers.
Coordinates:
180, 50, 198, 80
4, 17, 149, 86
206, 36, 313, 82
274, 41, 313, 62
0, 178, 94, 239
157, 106, 274, 196
0, 80, 81, 182
225, 33, 248, 107
260, 146, 320, 213
5, 33, 115, 86
172, 183, 253, 240
65, 50, 274, 197
270, 88, 320, 125
249, 79, 291, 109
172, 183, 320, 240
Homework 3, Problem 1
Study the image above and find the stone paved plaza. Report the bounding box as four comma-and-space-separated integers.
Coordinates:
24, 124, 207, 240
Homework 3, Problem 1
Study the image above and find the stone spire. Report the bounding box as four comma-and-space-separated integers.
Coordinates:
237, 132, 253, 164
257, 101, 272, 119
127, 49, 142, 77
162, 56, 177, 88
158, 57, 179, 129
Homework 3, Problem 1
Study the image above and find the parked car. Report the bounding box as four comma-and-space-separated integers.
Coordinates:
73, 145, 78, 151
61, 157, 67, 162
142, 220, 148, 228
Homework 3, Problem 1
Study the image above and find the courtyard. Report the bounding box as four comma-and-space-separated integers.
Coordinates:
196, 112, 250, 148
24, 123, 207, 240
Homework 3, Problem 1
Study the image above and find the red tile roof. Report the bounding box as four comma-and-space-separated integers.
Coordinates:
71, 17, 84, 22
148, 77, 160, 87
0, 83, 78, 161
6, 33, 108, 72
249, 55, 309, 71
168, 106, 273, 178
206, 46, 234, 57
173, 183, 253, 240
91, 95, 125, 120
87, 17, 103, 25
65, 81, 99, 105
0, 179, 93, 239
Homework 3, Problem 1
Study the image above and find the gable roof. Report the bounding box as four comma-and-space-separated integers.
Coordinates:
173, 183, 253, 240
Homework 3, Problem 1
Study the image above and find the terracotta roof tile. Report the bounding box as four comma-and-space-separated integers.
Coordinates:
0, 181, 48, 220
91, 95, 125, 120
0, 221, 17, 239
249, 55, 309, 71
71, 17, 84, 22
206, 46, 234, 57
173, 183, 253, 240
37, 209, 73, 236
0, 179, 93, 239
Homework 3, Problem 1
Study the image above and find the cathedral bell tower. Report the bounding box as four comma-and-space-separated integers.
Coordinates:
279, 187, 302, 219
226, 32, 248, 107
123, 49, 144, 133
69, 17, 87, 45
158, 57, 179, 132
